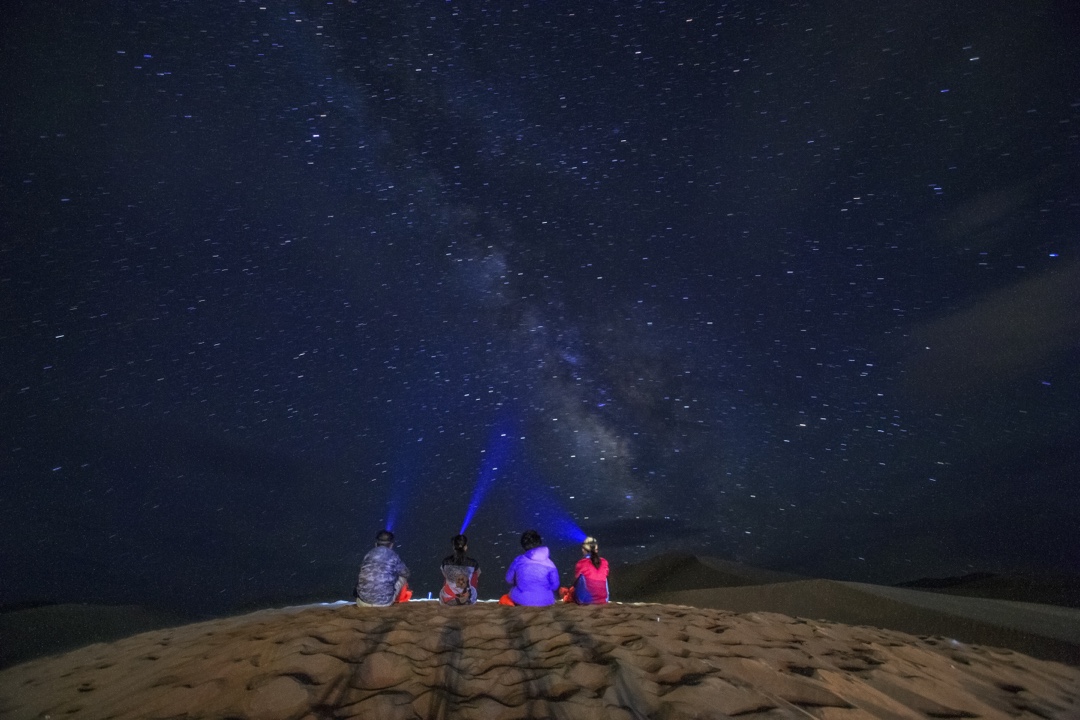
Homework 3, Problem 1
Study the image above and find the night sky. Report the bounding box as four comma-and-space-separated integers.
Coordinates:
3, 0, 1079, 616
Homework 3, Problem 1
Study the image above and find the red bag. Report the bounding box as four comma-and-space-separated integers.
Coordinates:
395, 582, 413, 603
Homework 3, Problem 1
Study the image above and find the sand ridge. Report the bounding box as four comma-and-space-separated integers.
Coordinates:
1, 601, 1078, 720
644, 579, 1080, 666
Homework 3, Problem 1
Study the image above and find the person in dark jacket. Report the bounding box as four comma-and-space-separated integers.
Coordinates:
563, 536, 610, 604
354, 529, 410, 607
502, 529, 559, 606
439, 533, 481, 605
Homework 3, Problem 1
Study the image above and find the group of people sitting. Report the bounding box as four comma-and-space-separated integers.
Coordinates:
353, 529, 610, 607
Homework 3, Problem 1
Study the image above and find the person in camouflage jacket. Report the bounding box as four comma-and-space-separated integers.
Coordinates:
354, 529, 410, 606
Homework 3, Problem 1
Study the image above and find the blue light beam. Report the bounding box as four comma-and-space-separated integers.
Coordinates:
532, 498, 587, 544
516, 471, 587, 545
460, 419, 518, 535
385, 432, 425, 533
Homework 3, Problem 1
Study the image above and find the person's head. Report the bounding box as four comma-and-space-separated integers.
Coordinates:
375, 529, 395, 547
520, 529, 543, 550
451, 533, 468, 563
582, 536, 601, 568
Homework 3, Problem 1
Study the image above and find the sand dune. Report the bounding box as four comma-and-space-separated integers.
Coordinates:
844, 582, 1080, 644
2, 600, 1079, 720
897, 570, 1080, 609
643, 579, 1080, 667
0, 603, 190, 670
613, 553, 806, 598
4, 556, 1080, 718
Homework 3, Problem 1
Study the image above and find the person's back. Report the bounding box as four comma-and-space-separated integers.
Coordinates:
572, 555, 610, 604
505, 530, 559, 606
354, 530, 410, 607
439, 534, 481, 606
566, 536, 610, 605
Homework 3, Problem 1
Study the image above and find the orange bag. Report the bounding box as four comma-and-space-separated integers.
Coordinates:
395, 582, 413, 603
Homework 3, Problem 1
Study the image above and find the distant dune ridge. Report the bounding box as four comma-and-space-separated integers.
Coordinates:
0, 603, 190, 670
2, 555, 1079, 719
615, 555, 1080, 667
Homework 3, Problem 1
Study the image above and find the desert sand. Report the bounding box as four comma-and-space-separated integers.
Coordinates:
2, 599, 1079, 720
644, 580, 1080, 667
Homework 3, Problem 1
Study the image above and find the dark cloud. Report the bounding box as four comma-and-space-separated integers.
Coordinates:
902, 261, 1080, 407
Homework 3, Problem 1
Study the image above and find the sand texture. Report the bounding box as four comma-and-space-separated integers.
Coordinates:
2, 601, 1079, 720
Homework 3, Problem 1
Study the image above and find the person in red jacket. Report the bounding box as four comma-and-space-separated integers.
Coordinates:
563, 536, 609, 604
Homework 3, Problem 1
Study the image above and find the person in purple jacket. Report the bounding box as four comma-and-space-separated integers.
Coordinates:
501, 529, 560, 606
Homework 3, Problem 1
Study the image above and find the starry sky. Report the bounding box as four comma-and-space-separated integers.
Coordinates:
3, 0, 1079, 616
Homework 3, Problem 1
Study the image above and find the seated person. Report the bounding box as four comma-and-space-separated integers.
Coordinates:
439, 533, 481, 605
502, 529, 559, 606
354, 529, 411, 607
563, 536, 610, 604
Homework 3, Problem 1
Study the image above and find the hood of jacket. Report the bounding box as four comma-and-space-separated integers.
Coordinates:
524, 546, 551, 562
